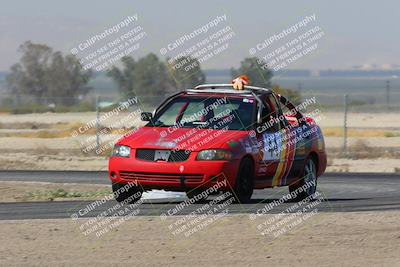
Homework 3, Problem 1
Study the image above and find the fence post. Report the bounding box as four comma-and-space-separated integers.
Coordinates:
96, 95, 100, 152
386, 80, 390, 109
343, 94, 348, 155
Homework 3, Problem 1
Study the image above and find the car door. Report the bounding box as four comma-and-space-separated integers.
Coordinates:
257, 95, 295, 187
275, 94, 310, 184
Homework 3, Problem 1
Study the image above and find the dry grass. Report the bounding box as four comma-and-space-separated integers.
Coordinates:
348, 140, 374, 158
326, 156, 333, 166
0, 181, 111, 202
322, 127, 400, 138
384, 132, 400, 137
20, 188, 111, 201
0, 121, 133, 138
17, 130, 73, 138
0, 122, 82, 138
0, 122, 54, 129
328, 139, 400, 159
328, 164, 350, 173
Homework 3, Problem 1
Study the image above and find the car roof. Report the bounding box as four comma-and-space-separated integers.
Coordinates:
185, 84, 272, 97
155, 84, 272, 114
185, 89, 254, 98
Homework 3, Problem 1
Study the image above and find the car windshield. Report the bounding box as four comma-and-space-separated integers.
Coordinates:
149, 96, 255, 130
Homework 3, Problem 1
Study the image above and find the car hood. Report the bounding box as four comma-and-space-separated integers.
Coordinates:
117, 126, 249, 151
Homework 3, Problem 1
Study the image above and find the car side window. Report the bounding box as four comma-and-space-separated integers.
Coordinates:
260, 98, 280, 132
274, 95, 305, 128
279, 101, 299, 128
268, 95, 289, 128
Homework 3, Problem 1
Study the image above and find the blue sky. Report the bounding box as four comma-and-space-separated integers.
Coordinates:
0, 0, 399, 71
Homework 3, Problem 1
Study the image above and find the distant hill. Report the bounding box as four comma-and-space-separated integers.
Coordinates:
204, 69, 312, 83
2, 70, 398, 102
320, 69, 400, 77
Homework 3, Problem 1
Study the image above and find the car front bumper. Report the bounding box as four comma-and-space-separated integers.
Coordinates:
108, 155, 240, 192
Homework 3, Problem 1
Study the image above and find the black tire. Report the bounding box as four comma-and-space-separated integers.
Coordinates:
232, 158, 254, 203
186, 188, 208, 203
112, 183, 143, 204
289, 157, 317, 201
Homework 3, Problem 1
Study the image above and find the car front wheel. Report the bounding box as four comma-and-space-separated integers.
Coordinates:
232, 158, 254, 203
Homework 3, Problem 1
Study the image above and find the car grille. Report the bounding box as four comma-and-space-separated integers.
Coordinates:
135, 149, 190, 162
119, 171, 204, 183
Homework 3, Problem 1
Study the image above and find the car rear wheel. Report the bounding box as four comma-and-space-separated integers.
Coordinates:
232, 158, 254, 203
112, 183, 143, 204
289, 158, 317, 201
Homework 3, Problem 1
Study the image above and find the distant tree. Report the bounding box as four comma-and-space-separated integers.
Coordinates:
6, 41, 92, 105
168, 56, 206, 89
107, 56, 135, 97
231, 57, 273, 87
108, 53, 173, 98
6, 42, 52, 102
46, 52, 92, 104
133, 53, 173, 95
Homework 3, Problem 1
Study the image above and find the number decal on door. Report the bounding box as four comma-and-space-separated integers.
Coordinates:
262, 132, 281, 161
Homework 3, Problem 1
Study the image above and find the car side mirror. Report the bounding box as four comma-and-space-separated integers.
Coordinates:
141, 112, 153, 121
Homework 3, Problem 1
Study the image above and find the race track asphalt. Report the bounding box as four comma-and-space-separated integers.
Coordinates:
0, 171, 399, 220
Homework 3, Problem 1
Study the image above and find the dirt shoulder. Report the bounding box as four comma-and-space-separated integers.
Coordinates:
0, 211, 399, 266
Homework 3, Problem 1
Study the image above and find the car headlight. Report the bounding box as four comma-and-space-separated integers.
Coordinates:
196, 149, 232, 161
112, 145, 131, 158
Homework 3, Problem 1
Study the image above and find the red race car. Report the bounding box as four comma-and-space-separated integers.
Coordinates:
108, 83, 327, 203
